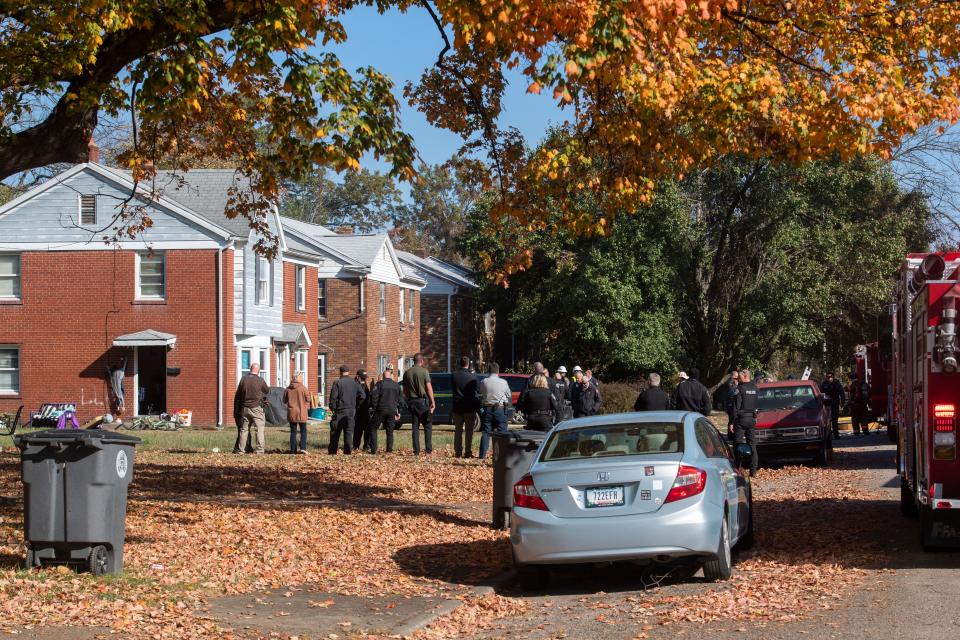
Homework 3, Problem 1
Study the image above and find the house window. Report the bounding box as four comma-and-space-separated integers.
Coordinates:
379, 282, 386, 321
318, 279, 327, 318
358, 279, 365, 313
318, 353, 327, 396
295, 265, 306, 311
377, 354, 388, 374
0, 254, 21, 300
408, 289, 414, 325
399, 288, 405, 323
484, 311, 494, 334
0, 346, 19, 395
295, 349, 309, 381
240, 348, 269, 381
136, 252, 165, 300
255, 257, 270, 305
79, 194, 97, 226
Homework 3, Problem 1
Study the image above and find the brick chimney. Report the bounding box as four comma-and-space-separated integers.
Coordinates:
87, 139, 100, 163
336, 225, 354, 235
414, 249, 429, 258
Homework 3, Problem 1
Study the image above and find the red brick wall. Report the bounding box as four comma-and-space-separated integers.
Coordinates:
282, 261, 319, 393
420, 294, 448, 371
0, 250, 221, 424
315, 277, 422, 398
317, 277, 365, 399
420, 292, 489, 372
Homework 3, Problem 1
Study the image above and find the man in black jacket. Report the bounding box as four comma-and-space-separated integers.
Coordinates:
369, 365, 403, 453
634, 372, 671, 411
734, 369, 759, 476
571, 371, 602, 417
820, 371, 845, 438
328, 365, 364, 454
672, 368, 712, 415
451, 356, 481, 458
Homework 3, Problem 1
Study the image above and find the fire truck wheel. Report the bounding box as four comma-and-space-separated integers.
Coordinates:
900, 476, 919, 517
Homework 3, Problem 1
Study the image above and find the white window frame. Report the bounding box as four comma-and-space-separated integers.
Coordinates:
379, 282, 386, 321
78, 194, 97, 226
0, 345, 19, 395
295, 349, 309, 383
358, 279, 365, 313
318, 278, 327, 318
377, 354, 388, 375
239, 347, 270, 382
295, 265, 306, 311
255, 257, 270, 306
399, 288, 405, 323
318, 353, 327, 397
0, 254, 21, 301
276, 345, 290, 388
408, 289, 414, 325
135, 251, 166, 301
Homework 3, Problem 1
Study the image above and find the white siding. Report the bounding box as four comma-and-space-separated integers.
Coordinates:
369, 246, 402, 285
233, 244, 246, 333
240, 233, 282, 337
0, 168, 222, 247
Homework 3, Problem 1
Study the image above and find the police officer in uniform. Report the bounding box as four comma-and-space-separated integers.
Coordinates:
734, 369, 759, 477
820, 371, 845, 439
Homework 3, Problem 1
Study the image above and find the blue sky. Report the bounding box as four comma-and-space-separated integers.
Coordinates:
328, 5, 568, 170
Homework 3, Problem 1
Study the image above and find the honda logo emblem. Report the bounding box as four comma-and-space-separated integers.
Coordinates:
597, 471, 610, 482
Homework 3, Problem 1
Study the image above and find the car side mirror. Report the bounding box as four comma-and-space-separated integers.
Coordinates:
734, 443, 753, 462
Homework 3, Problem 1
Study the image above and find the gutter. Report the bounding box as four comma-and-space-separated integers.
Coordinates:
447, 293, 452, 373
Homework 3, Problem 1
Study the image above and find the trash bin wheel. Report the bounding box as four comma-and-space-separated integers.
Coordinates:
24, 546, 39, 570
87, 545, 110, 576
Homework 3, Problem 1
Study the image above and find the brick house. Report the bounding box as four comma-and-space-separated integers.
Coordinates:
0, 162, 322, 426
280, 217, 425, 397
396, 251, 494, 372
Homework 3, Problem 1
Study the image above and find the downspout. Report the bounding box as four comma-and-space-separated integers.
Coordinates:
447, 293, 452, 373
216, 245, 224, 426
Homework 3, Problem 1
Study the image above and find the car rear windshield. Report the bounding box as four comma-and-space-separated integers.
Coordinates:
757, 385, 818, 411
540, 422, 684, 461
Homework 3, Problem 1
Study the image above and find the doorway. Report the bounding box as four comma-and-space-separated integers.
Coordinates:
136, 346, 166, 415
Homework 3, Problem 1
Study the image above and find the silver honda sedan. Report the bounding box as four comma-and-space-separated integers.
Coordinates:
510, 411, 753, 587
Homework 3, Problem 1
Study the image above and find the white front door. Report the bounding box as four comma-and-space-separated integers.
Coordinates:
276, 345, 290, 387
318, 353, 327, 399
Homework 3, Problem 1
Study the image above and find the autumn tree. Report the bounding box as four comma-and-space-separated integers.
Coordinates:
3, 1, 959, 260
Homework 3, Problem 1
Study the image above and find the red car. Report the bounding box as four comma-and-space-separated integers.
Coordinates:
753, 380, 833, 466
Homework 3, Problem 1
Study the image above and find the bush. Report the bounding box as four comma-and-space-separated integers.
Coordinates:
601, 382, 641, 414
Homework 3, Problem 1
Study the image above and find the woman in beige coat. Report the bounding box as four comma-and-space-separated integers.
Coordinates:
283, 372, 312, 453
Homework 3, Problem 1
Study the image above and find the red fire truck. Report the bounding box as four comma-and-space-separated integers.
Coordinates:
892, 252, 960, 549
853, 342, 893, 440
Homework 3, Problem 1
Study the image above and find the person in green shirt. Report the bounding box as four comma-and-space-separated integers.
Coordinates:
402, 353, 435, 455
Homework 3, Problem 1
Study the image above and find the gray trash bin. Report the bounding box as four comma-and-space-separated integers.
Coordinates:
15, 429, 140, 575
491, 429, 548, 530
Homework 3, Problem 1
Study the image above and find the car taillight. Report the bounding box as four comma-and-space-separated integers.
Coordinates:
665, 465, 707, 504
934, 404, 955, 432
514, 474, 549, 511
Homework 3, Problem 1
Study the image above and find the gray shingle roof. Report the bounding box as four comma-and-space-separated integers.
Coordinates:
397, 250, 477, 289
319, 234, 388, 268
151, 170, 256, 238
281, 216, 337, 238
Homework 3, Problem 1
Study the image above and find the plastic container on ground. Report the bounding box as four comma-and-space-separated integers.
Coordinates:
176, 409, 192, 427
491, 429, 548, 530
14, 429, 141, 575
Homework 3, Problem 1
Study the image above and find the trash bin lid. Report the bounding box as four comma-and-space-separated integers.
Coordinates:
491, 428, 548, 445
15, 429, 141, 448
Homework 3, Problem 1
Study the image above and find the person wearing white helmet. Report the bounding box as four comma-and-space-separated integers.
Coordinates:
553, 366, 572, 421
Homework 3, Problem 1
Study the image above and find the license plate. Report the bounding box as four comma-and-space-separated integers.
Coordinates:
585, 485, 625, 508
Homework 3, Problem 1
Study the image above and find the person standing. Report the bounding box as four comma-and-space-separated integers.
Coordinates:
452, 356, 481, 458
352, 370, 372, 452
519, 374, 557, 431
554, 366, 572, 421
283, 371, 311, 454
724, 372, 740, 441
402, 353, 436, 455
328, 365, 363, 454
234, 363, 269, 455
735, 369, 759, 477
848, 372, 871, 436
672, 368, 712, 415
571, 370, 602, 417
478, 362, 512, 459
634, 372, 671, 411
369, 365, 403, 453
821, 371, 845, 438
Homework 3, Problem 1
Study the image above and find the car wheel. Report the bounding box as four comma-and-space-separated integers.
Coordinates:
900, 476, 918, 518
812, 443, 829, 467
702, 516, 733, 581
